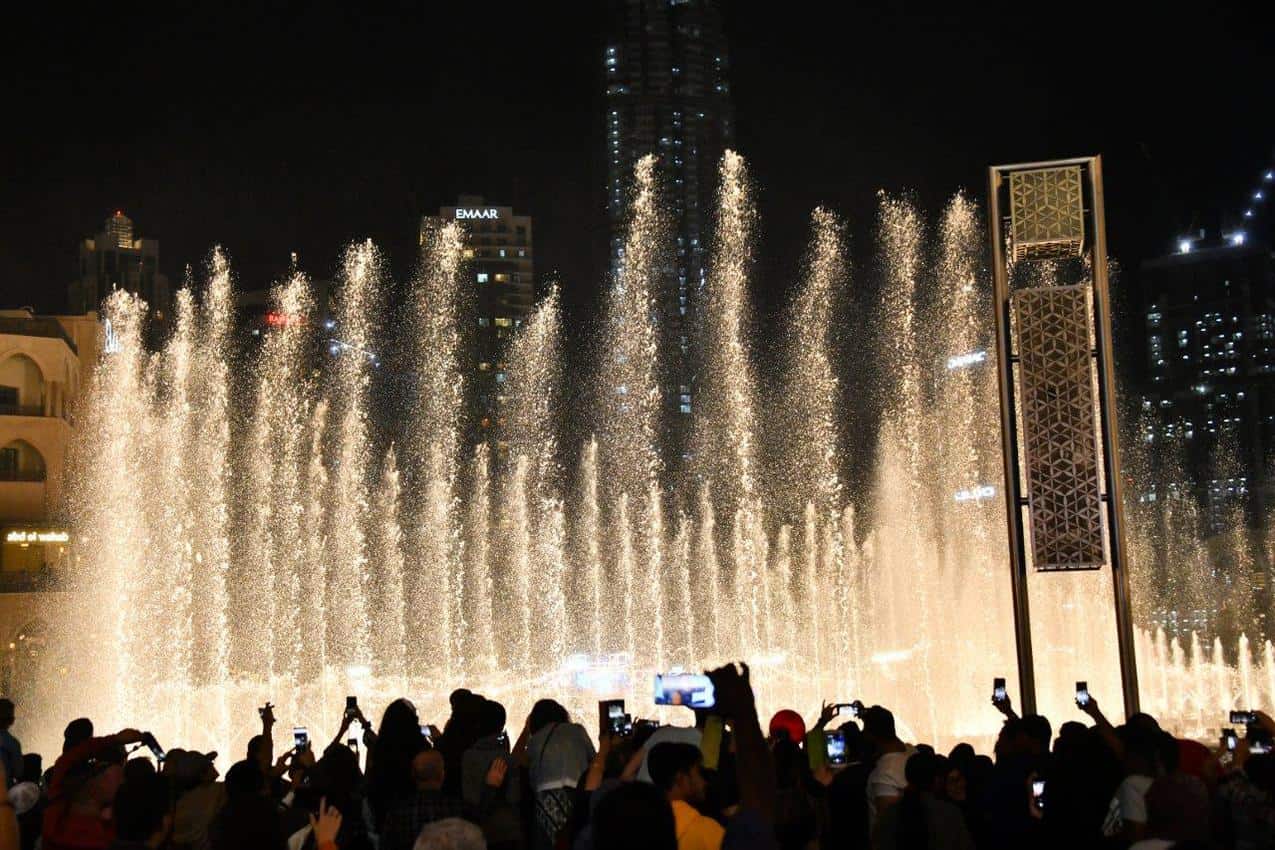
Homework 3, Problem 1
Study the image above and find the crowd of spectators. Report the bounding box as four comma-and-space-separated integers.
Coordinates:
0, 665, 1271, 850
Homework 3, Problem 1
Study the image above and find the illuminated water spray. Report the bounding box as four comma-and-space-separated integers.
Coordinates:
41, 152, 1275, 763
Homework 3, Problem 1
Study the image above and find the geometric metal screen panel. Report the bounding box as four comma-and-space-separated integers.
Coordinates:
1013, 284, 1106, 569
1009, 167, 1085, 263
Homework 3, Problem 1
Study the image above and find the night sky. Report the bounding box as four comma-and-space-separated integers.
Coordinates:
3, 3, 1274, 322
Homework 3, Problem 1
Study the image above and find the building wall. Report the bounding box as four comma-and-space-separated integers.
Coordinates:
0, 316, 85, 587
424, 198, 535, 451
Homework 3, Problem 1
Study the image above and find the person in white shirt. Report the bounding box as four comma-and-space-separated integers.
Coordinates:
860, 705, 915, 829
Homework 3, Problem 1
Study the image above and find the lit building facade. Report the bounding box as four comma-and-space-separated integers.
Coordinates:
70, 211, 171, 323
422, 197, 534, 448
1135, 227, 1275, 638
0, 308, 99, 699
603, 0, 733, 434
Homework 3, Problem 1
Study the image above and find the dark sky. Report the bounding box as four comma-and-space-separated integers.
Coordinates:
3, 3, 1274, 320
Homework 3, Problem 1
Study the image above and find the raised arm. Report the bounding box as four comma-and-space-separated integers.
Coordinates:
709, 662, 775, 820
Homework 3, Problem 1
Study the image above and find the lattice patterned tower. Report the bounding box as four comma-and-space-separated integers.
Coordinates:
987, 158, 1140, 717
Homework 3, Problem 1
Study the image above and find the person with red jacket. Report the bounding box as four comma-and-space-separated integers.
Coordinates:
42, 728, 143, 850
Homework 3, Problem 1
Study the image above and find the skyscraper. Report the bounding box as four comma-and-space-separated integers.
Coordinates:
604, 0, 734, 431
1135, 224, 1275, 640
422, 196, 535, 448
70, 211, 171, 320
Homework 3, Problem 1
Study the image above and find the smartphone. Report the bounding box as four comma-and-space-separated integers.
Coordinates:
993, 677, 1007, 703
1075, 681, 1090, 707
345, 695, 358, 719
142, 732, 165, 763
293, 726, 310, 752
607, 710, 633, 736
420, 724, 433, 745
825, 730, 847, 767
1223, 728, 1239, 751
599, 700, 625, 738
700, 715, 724, 771
832, 702, 862, 718
497, 731, 509, 749
653, 672, 715, 709
1032, 779, 1045, 808
1230, 710, 1257, 726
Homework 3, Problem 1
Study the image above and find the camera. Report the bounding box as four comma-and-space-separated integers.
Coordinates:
833, 701, 863, 718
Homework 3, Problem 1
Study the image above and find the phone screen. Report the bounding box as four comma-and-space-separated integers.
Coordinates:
420, 724, 433, 743
993, 677, 1007, 702
825, 731, 847, 766
599, 700, 625, 737
1230, 710, 1256, 725
1075, 681, 1089, 706
653, 673, 716, 708
1223, 728, 1238, 751
294, 727, 309, 751
1032, 780, 1045, 804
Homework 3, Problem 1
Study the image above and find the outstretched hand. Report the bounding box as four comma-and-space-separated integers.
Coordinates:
485, 756, 509, 788
309, 797, 343, 846
708, 662, 756, 719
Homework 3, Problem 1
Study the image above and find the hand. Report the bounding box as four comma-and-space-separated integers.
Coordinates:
597, 732, 616, 756
1077, 694, 1099, 717
813, 765, 835, 787
485, 757, 508, 788
309, 797, 343, 846
1254, 711, 1275, 737
428, 724, 442, 741
816, 701, 838, 729
707, 662, 756, 719
260, 703, 276, 728
115, 728, 144, 745
296, 747, 316, 770
992, 693, 1014, 717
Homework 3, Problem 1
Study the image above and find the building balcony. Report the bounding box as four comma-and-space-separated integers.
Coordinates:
0, 405, 48, 418
0, 471, 45, 483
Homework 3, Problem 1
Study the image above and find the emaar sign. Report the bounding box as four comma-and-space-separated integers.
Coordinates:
455, 208, 500, 220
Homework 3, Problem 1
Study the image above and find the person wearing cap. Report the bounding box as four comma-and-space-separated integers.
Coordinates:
163, 749, 224, 850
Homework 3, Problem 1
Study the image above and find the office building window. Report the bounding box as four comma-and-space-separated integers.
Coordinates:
477, 273, 489, 283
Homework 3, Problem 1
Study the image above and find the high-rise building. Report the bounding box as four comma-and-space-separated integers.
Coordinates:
1135, 222, 1275, 639
422, 197, 535, 448
70, 211, 171, 321
603, 0, 733, 429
